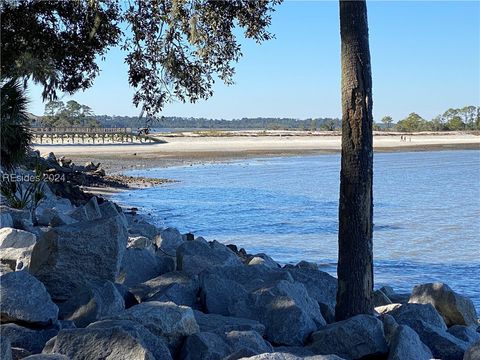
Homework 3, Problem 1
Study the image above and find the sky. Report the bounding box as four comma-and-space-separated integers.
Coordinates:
28, 1, 480, 122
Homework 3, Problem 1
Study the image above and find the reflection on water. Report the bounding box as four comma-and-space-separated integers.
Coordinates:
115, 150, 480, 309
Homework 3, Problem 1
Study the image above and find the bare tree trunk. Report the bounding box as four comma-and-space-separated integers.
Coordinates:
335, 0, 374, 321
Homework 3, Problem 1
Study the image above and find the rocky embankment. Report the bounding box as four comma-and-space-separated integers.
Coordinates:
0, 156, 479, 360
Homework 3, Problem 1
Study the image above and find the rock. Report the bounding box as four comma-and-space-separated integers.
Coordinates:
284, 267, 337, 317
129, 221, 159, 240
83, 196, 102, 220
378, 313, 399, 344
29, 215, 128, 301
22, 355, 69, 359
193, 310, 266, 336
295, 260, 319, 270
373, 289, 392, 307
0, 271, 58, 326
387, 324, 433, 360
114, 283, 140, 309
200, 272, 248, 315
223, 330, 273, 356
118, 248, 168, 287
87, 319, 172, 360
231, 280, 325, 346
236, 353, 344, 360
409, 283, 478, 326
99, 201, 128, 227
110, 301, 199, 351
58, 280, 125, 328
1, 334, 12, 360
247, 254, 279, 268
129, 271, 198, 306
0, 246, 34, 271
0, 262, 13, 275
180, 332, 231, 360
464, 341, 480, 360
309, 315, 388, 359
176, 239, 241, 275
375, 303, 402, 315
384, 303, 447, 330
156, 254, 177, 273
0, 211, 13, 228
43, 327, 155, 360
0, 206, 32, 230
0, 323, 58, 354
128, 235, 154, 252
155, 227, 184, 255
36, 208, 76, 227
0, 228, 36, 248
447, 325, 480, 344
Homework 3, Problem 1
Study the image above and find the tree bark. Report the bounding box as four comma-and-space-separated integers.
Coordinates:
335, 0, 374, 321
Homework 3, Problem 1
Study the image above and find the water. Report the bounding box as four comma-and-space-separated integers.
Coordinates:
114, 150, 480, 309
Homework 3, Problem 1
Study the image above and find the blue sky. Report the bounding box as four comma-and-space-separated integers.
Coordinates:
28, 1, 479, 122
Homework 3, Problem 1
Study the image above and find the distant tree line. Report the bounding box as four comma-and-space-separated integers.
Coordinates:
378, 105, 479, 132
40, 100, 100, 127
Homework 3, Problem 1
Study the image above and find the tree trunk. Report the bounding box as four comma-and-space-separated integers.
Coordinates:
335, 0, 374, 321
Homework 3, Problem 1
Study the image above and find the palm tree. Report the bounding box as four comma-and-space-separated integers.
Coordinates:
1, 78, 33, 170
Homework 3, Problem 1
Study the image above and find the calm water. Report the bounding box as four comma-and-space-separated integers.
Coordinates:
114, 150, 480, 309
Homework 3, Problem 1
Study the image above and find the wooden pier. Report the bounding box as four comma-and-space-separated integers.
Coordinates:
31, 127, 160, 144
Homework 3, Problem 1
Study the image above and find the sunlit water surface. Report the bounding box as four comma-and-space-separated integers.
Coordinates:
114, 150, 480, 310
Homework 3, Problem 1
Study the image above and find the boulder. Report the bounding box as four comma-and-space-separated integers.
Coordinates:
0, 206, 32, 230
114, 283, 140, 309
447, 325, 480, 344
58, 281, 125, 328
0, 334, 12, 360
409, 283, 478, 326
43, 327, 155, 360
247, 254, 279, 268
193, 310, 266, 336
180, 332, 231, 360
200, 272, 248, 315
373, 289, 392, 307
309, 315, 388, 359
118, 248, 168, 287
387, 325, 433, 360
99, 201, 128, 227
155, 227, 184, 255
0, 211, 13, 228
29, 215, 128, 301
0, 323, 58, 354
129, 271, 198, 305
464, 341, 480, 360
222, 330, 273, 356
21, 355, 69, 360
11, 347, 32, 359
294, 260, 319, 270
0, 228, 36, 248
87, 319, 172, 360
0, 271, 58, 326
128, 235, 155, 253
231, 280, 325, 346
0, 246, 34, 271
129, 221, 159, 240
384, 303, 447, 330
176, 239, 241, 275
110, 301, 199, 351
36, 208, 76, 227
284, 267, 337, 317
236, 353, 344, 360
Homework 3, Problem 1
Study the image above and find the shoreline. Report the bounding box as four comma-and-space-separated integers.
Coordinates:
33, 132, 480, 175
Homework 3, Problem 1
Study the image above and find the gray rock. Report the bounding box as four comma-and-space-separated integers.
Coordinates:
373, 289, 392, 307
0, 262, 13, 275
409, 283, 478, 326
378, 313, 399, 344
155, 227, 184, 255
309, 315, 388, 359
0, 334, 12, 360
114, 283, 140, 309
0, 246, 34, 271
384, 303, 447, 330
180, 332, 231, 360
284, 267, 337, 317
247, 254, 279, 268
0, 323, 58, 354
231, 280, 325, 346
375, 303, 403, 315
99, 201, 128, 227
118, 248, 168, 287
44, 327, 155, 360
11, 347, 32, 359
236, 353, 344, 360
223, 330, 273, 356
111, 301, 199, 351
0, 206, 32, 230
295, 260, 319, 270
36, 208, 76, 227
193, 310, 266, 336
0, 211, 13, 228
128, 235, 154, 251
87, 319, 172, 360
129, 221, 159, 240
200, 272, 248, 315
464, 341, 480, 360
0, 227, 36, 248
129, 271, 198, 306
387, 325, 433, 360
176, 239, 241, 275
58, 281, 125, 328
29, 215, 128, 301
0, 271, 58, 326
447, 325, 480, 344
22, 355, 69, 360
84, 196, 102, 220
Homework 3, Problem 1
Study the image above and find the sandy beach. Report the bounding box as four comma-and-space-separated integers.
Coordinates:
33, 131, 480, 174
